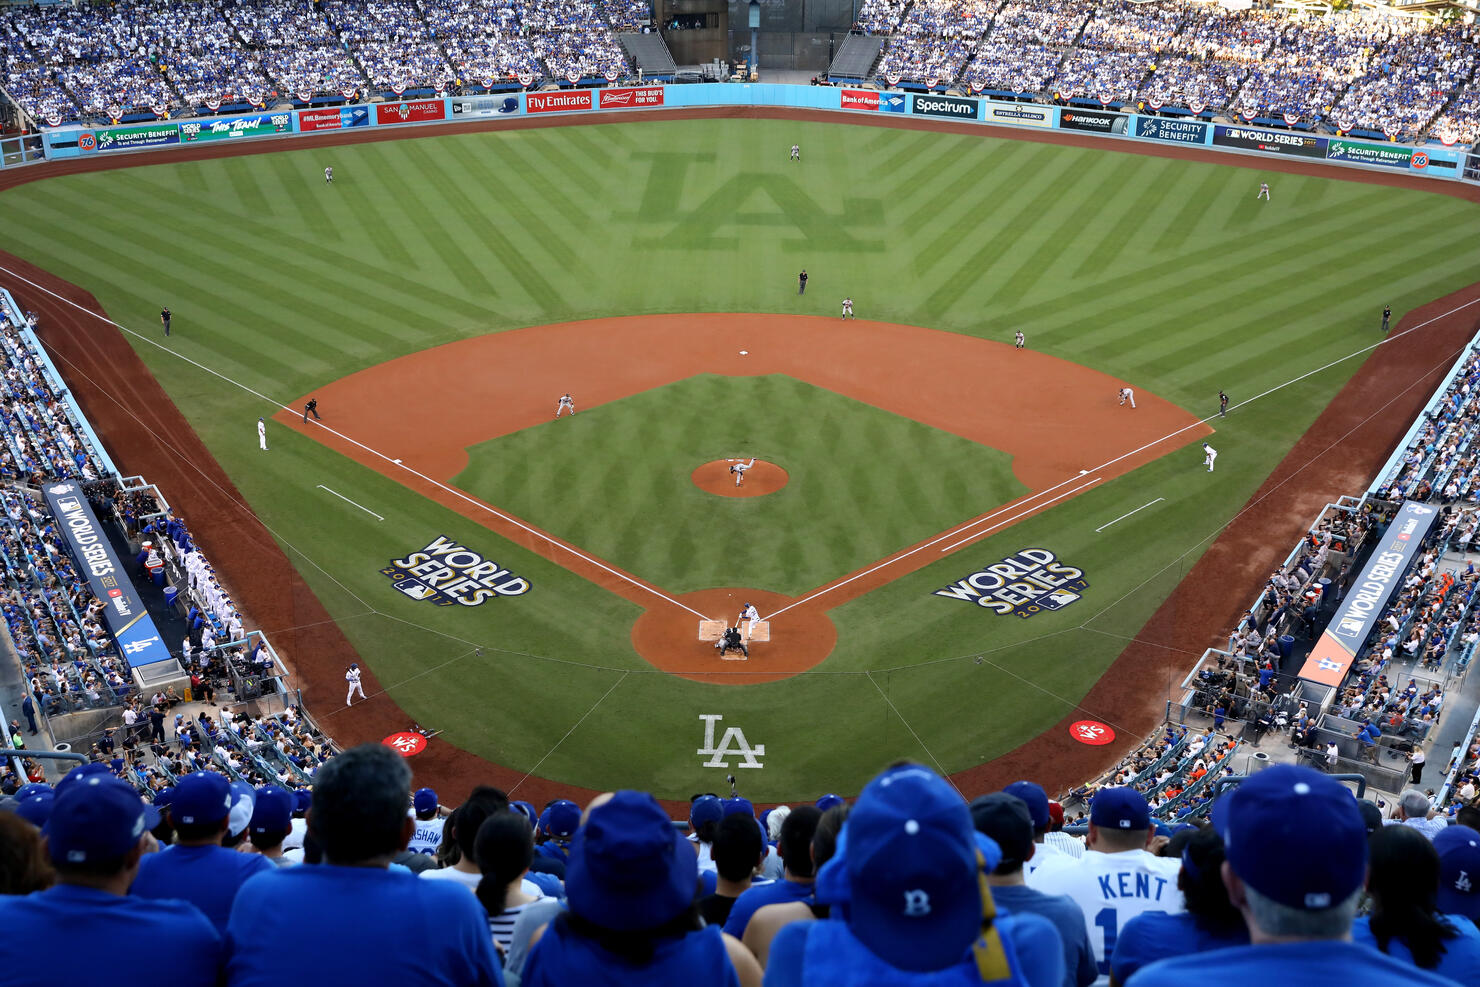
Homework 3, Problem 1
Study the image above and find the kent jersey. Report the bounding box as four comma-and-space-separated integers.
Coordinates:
1030, 848, 1183, 985
407, 815, 446, 855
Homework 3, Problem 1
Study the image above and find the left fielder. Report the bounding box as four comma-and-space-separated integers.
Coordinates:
1118, 387, 1136, 409
555, 393, 575, 418
730, 459, 755, 487
739, 602, 761, 640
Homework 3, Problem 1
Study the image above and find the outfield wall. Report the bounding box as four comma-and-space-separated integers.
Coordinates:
33, 86, 1467, 181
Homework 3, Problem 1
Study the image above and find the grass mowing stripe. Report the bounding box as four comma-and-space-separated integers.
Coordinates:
990, 152, 1139, 306
376, 143, 503, 299
516, 129, 612, 197
880, 135, 979, 200
903, 139, 1027, 245
220, 155, 275, 218
456, 139, 593, 273
1152, 165, 1239, 254
177, 161, 210, 196
1072, 158, 1178, 276
263, 152, 343, 243
908, 144, 1040, 279
922, 147, 1085, 319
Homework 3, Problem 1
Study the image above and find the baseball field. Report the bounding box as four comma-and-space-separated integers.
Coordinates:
3, 110, 1480, 804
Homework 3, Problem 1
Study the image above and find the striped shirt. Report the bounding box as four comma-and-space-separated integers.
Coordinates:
488, 903, 531, 950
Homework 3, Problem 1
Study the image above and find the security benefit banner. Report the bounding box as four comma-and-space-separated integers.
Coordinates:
1297, 500, 1439, 687
1212, 125, 1327, 158
42, 482, 174, 668
934, 548, 1087, 618
1133, 117, 1209, 145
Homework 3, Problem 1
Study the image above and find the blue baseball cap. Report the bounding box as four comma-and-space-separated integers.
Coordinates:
721, 796, 755, 819
152, 787, 175, 810
414, 787, 438, 814
228, 781, 257, 837
53, 762, 111, 798
1435, 825, 1480, 921
510, 800, 538, 826
170, 771, 232, 826
13, 783, 52, 801
1213, 764, 1365, 911
689, 794, 723, 829
15, 791, 55, 827
292, 789, 312, 814
541, 799, 581, 838
1090, 787, 1151, 832
566, 790, 696, 931
817, 763, 983, 972
44, 775, 159, 866
1002, 781, 1050, 830
816, 793, 846, 813
250, 786, 294, 836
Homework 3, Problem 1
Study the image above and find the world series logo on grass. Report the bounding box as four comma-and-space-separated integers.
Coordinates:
935, 548, 1087, 617
381, 535, 530, 606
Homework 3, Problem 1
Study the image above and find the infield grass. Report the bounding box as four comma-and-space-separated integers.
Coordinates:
4, 117, 1480, 797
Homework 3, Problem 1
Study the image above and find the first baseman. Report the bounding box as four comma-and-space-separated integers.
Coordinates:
345, 662, 366, 705
1203, 443, 1218, 472
555, 393, 575, 418
1119, 387, 1136, 409
257, 417, 268, 451
730, 458, 755, 487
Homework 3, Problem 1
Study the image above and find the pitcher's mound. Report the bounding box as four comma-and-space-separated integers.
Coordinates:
692, 459, 788, 497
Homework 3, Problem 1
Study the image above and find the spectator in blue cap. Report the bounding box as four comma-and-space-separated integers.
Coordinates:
0, 811, 53, 895
688, 793, 724, 873
1033, 785, 1182, 978
407, 786, 445, 855
1351, 824, 1480, 983
1110, 827, 1247, 984
765, 762, 1064, 986
724, 804, 820, 940
131, 769, 273, 934
971, 792, 1096, 987
1129, 765, 1457, 986
1004, 780, 1078, 880
534, 798, 581, 867
721, 795, 783, 881
225, 744, 502, 986
244, 786, 295, 867
816, 793, 846, 813
0, 774, 222, 987
523, 790, 762, 986
1435, 825, 1480, 931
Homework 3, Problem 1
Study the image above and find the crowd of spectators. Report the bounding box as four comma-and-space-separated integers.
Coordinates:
0, 0, 643, 123
1376, 345, 1480, 504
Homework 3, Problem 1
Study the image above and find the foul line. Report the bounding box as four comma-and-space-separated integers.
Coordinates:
1095, 497, 1164, 533
317, 484, 384, 521
767, 292, 1480, 623
866, 670, 959, 795
0, 265, 709, 622
508, 671, 630, 797
938, 478, 1102, 553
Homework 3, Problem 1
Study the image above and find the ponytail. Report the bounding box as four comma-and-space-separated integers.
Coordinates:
1367, 825, 1457, 970
474, 812, 535, 918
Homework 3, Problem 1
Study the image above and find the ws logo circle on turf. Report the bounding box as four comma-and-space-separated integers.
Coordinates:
381, 535, 530, 607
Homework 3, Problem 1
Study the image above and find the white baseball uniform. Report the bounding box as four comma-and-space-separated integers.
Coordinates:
556, 394, 575, 418
345, 665, 366, 705
1031, 847, 1184, 983
325, 166, 334, 184
1257, 182, 1269, 200
730, 459, 755, 486
1204, 445, 1218, 472
741, 603, 761, 639
257, 419, 267, 450
790, 144, 800, 160
842, 298, 853, 319
1119, 387, 1135, 409
1014, 331, 1024, 349
406, 814, 446, 855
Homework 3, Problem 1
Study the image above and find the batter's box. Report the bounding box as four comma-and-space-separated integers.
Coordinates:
698, 619, 770, 642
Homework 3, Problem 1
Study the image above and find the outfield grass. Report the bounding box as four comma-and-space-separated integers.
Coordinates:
4, 117, 1480, 797
454, 374, 1026, 595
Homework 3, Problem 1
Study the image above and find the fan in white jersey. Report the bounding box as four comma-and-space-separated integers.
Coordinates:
1029, 787, 1183, 985
1002, 780, 1080, 881
406, 787, 446, 855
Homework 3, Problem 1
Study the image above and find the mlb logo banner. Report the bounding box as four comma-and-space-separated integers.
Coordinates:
381, 535, 531, 607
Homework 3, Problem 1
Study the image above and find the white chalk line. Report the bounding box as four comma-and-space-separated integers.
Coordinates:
1095, 497, 1164, 533
317, 484, 383, 521
865, 670, 960, 794
767, 291, 1480, 623
508, 671, 630, 797
0, 264, 708, 621
938, 478, 1102, 553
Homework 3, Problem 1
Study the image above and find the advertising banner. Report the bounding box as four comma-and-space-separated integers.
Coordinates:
1133, 116, 1208, 145
449, 95, 520, 118
297, 105, 372, 131
42, 482, 174, 668
375, 99, 447, 125
1058, 108, 1128, 135
179, 112, 292, 143
983, 100, 1052, 128
841, 89, 879, 111
1324, 139, 1414, 170
1409, 148, 1460, 174
527, 90, 594, 114
1298, 501, 1440, 687
911, 94, 978, 120
93, 124, 180, 152
598, 86, 664, 109
1213, 125, 1326, 158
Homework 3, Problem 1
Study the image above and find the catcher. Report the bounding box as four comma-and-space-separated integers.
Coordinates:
715, 625, 749, 659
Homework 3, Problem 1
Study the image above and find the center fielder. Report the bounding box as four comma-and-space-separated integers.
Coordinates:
1118, 387, 1136, 409
730, 459, 755, 487
555, 393, 575, 418
345, 662, 366, 705
1257, 182, 1270, 200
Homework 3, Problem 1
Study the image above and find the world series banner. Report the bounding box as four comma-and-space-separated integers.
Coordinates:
42, 482, 174, 668
1297, 500, 1439, 687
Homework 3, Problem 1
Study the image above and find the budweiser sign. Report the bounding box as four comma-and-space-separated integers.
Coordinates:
527, 90, 593, 113
598, 87, 663, 109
